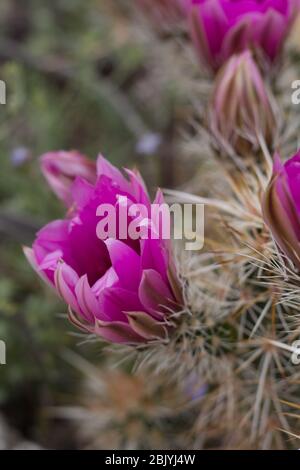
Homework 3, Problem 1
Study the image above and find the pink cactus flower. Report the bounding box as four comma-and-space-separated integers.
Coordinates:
187, 0, 299, 72
263, 151, 300, 269
24, 152, 182, 344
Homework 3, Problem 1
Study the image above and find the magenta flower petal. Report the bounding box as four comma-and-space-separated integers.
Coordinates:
140, 189, 171, 283
94, 320, 144, 344
125, 168, 151, 210
198, 0, 228, 56
139, 269, 174, 316
92, 267, 119, 295
23, 246, 55, 288
96, 154, 130, 193
38, 250, 64, 276
70, 177, 95, 211
105, 238, 141, 290
283, 153, 300, 214
75, 275, 101, 323
67, 204, 110, 285
187, 0, 299, 72
54, 263, 81, 314
25, 153, 182, 344
141, 238, 169, 283
263, 151, 300, 269
98, 287, 144, 322
32, 220, 71, 283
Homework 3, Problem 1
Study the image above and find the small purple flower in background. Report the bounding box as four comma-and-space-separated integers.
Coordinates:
24, 152, 182, 344
136, 133, 162, 156
210, 50, 278, 155
187, 0, 299, 72
10, 147, 32, 167
185, 373, 208, 400
263, 151, 300, 269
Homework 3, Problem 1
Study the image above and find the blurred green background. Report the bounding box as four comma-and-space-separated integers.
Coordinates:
0, 0, 186, 448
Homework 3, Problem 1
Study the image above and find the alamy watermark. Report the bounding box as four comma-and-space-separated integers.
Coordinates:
96, 196, 205, 251
0, 80, 6, 105
0, 340, 6, 365
291, 340, 300, 365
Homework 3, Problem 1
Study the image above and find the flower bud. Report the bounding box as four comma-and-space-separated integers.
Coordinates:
262, 151, 300, 269
187, 0, 299, 72
210, 51, 278, 156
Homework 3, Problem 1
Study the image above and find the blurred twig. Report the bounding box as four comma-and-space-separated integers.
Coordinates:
0, 38, 151, 139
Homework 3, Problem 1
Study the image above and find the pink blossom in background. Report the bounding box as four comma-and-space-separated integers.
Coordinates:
24, 152, 182, 344
186, 0, 300, 72
263, 151, 300, 269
